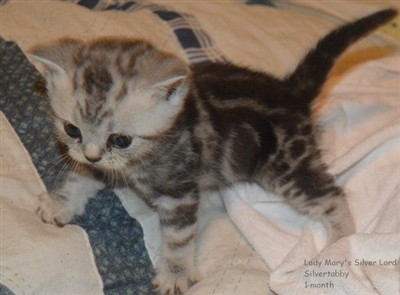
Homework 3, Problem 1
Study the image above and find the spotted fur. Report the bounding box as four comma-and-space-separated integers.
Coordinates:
30, 9, 397, 295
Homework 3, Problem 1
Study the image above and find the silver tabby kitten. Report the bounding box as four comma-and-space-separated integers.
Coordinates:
30, 9, 397, 295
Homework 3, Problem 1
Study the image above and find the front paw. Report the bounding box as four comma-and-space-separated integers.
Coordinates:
36, 192, 74, 227
152, 269, 201, 295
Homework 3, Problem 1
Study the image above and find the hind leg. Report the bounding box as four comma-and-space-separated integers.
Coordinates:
289, 188, 355, 244
258, 156, 354, 244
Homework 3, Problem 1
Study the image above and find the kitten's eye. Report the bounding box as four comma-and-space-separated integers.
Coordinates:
64, 123, 82, 140
108, 134, 132, 149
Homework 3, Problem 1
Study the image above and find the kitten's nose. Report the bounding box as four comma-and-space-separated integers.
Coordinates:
83, 143, 102, 163
85, 155, 102, 163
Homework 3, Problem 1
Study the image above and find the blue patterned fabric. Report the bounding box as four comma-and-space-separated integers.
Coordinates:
0, 284, 14, 295
75, 190, 156, 295
0, 39, 60, 190
0, 284, 15, 295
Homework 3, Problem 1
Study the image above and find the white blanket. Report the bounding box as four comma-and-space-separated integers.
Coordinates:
0, 113, 104, 295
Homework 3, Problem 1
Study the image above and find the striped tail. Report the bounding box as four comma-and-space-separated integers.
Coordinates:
284, 8, 398, 110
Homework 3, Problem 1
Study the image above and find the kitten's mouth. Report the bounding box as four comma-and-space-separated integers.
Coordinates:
86, 161, 105, 170
74, 157, 103, 169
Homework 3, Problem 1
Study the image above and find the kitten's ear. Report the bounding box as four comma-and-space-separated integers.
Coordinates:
153, 75, 190, 104
28, 38, 83, 76
28, 54, 66, 76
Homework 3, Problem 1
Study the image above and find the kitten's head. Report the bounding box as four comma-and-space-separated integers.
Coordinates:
30, 37, 191, 171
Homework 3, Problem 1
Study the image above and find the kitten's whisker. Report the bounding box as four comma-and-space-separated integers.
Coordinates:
110, 168, 115, 187
51, 157, 74, 190
45, 152, 71, 172
115, 158, 129, 188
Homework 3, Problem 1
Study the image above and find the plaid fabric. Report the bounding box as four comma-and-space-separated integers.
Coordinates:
0, 0, 227, 62
75, 0, 228, 63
